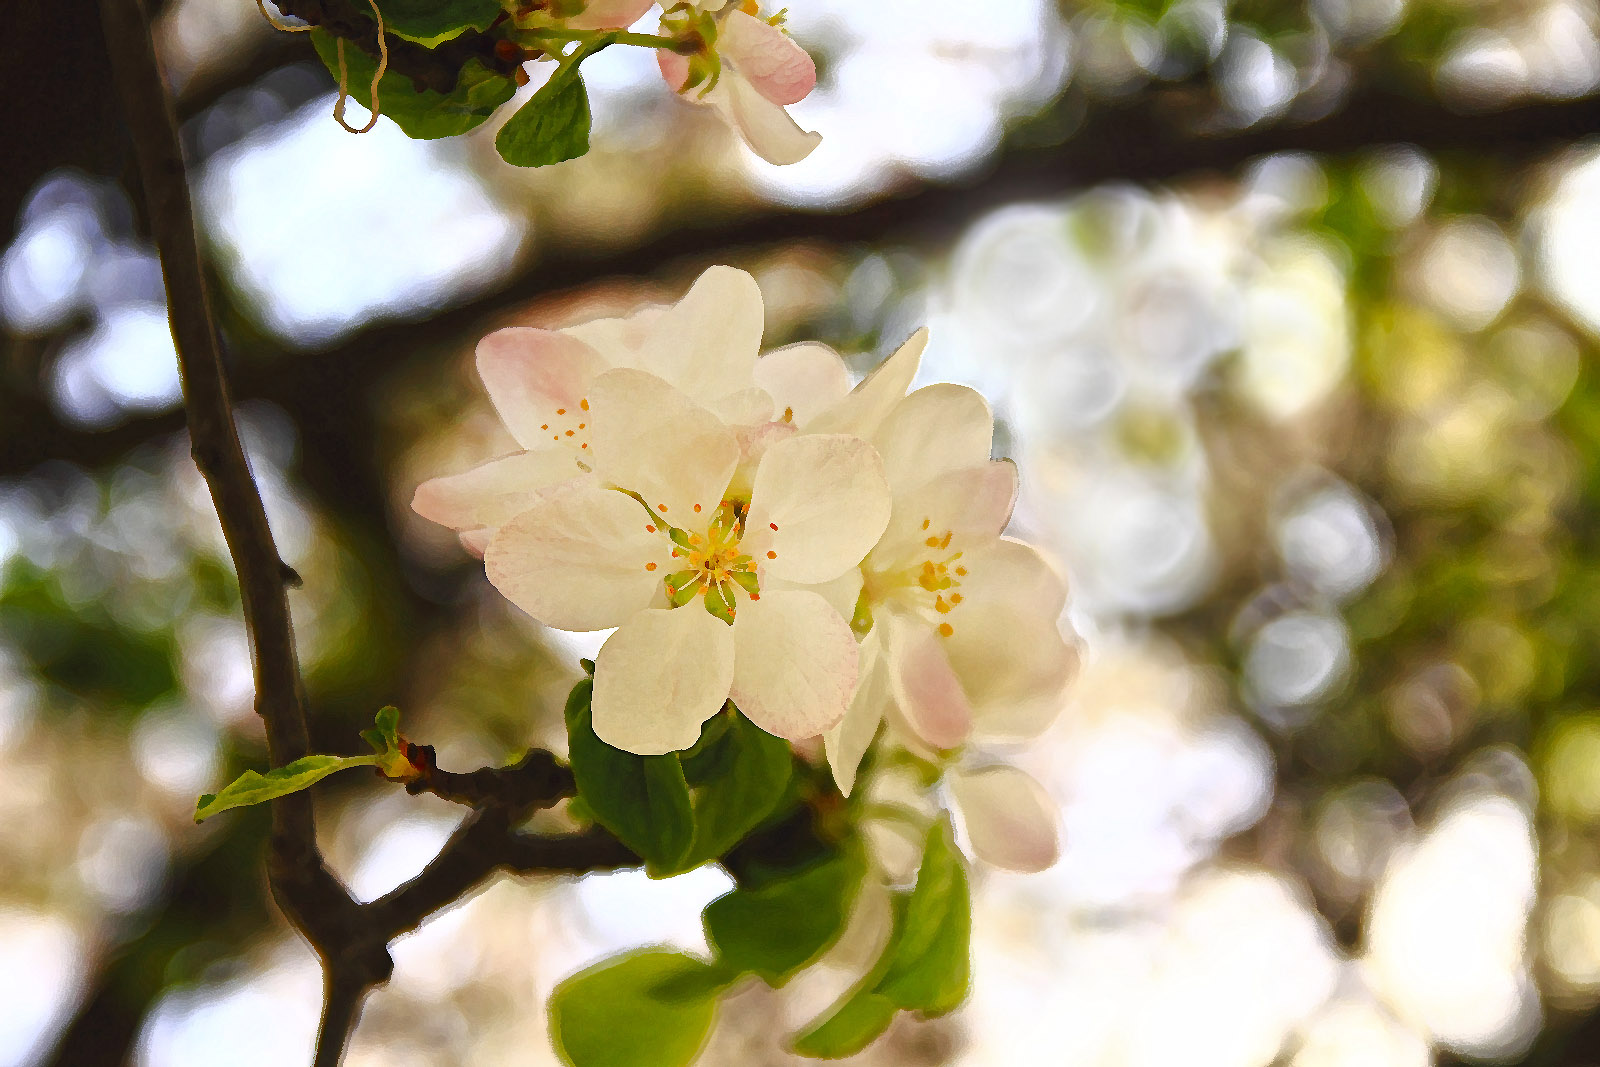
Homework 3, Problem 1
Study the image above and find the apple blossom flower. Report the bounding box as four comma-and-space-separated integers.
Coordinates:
657, 2, 821, 165
412, 265, 775, 554
481, 367, 892, 755
758, 331, 1077, 872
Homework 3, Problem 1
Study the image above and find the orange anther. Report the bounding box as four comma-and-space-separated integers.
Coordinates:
658, 504, 668, 512
645, 562, 657, 571
766, 551, 777, 559
694, 504, 702, 512
580, 398, 589, 410
556, 408, 566, 415
938, 622, 954, 637
646, 524, 656, 533
769, 522, 778, 531
565, 430, 575, 437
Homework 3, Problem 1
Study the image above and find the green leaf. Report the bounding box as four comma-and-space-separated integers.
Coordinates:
549, 950, 729, 1067
875, 818, 971, 1015
565, 680, 696, 873
310, 31, 516, 139
791, 822, 972, 1058
369, 0, 502, 44
791, 892, 908, 1058
704, 848, 864, 986
791, 989, 898, 1059
495, 38, 612, 167
194, 753, 379, 822
679, 708, 794, 868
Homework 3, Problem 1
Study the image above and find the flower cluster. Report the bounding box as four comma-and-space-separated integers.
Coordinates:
507, 0, 820, 164
415, 266, 1077, 869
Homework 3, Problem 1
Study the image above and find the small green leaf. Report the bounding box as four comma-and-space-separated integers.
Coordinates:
679, 707, 793, 868
875, 818, 971, 1015
495, 38, 612, 167
549, 950, 729, 1067
791, 989, 898, 1059
194, 753, 379, 822
310, 32, 515, 139
704, 848, 863, 986
565, 680, 696, 873
369, 0, 502, 43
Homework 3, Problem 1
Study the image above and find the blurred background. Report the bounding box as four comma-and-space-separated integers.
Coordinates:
7, 0, 1600, 1063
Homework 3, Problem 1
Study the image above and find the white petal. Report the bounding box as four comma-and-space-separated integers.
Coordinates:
720, 10, 817, 105
744, 434, 891, 585
731, 590, 857, 741
881, 608, 973, 750
587, 368, 739, 520
593, 607, 735, 755
825, 630, 888, 797
753, 342, 851, 427
476, 327, 606, 450
873, 384, 993, 495
411, 450, 588, 532
954, 537, 1069, 621
807, 328, 928, 438
944, 601, 1076, 741
484, 483, 669, 632
710, 386, 776, 427
873, 461, 1018, 567
707, 74, 821, 166
766, 567, 862, 623
949, 765, 1060, 873
561, 304, 666, 368
633, 266, 765, 399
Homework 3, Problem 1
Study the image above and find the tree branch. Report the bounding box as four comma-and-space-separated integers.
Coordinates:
95, 5, 637, 1063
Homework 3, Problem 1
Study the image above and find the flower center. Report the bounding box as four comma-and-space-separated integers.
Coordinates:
862, 515, 967, 638
630, 496, 777, 625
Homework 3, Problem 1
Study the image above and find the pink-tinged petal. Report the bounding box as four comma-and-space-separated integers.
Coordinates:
567, 0, 653, 30
825, 630, 889, 797
744, 433, 891, 585
458, 528, 491, 557
658, 48, 691, 92
943, 601, 1077, 741
634, 266, 765, 398
807, 328, 928, 438
594, 607, 735, 754
949, 765, 1060, 873
476, 327, 607, 450
873, 460, 1018, 568
882, 609, 973, 750
731, 590, 857, 740
484, 482, 670, 632
586, 368, 739, 520
411, 449, 588, 533
720, 10, 816, 106
753, 342, 851, 427
873, 384, 993, 495
706, 73, 821, 165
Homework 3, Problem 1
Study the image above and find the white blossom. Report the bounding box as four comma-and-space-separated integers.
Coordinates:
658, 2, 821, 165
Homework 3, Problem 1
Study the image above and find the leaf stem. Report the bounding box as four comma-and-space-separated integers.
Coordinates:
524, 26, 685, 50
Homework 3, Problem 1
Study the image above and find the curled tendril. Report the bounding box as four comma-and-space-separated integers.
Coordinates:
332, 0, 388, 134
